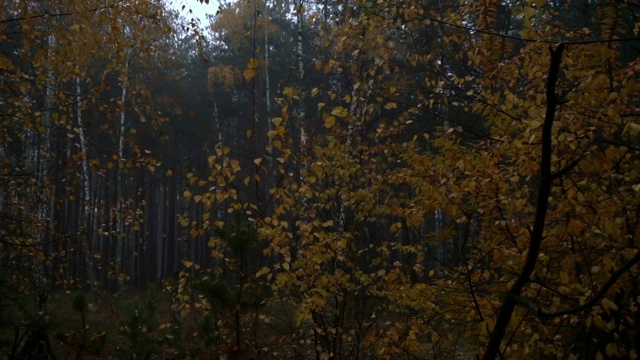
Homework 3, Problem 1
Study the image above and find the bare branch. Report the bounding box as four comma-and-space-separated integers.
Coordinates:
413, 13, 640, 45
513, 248, 640, 319
1, 2, 122, 24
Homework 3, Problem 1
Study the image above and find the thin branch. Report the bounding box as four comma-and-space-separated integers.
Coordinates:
596, 136, 640, 152
416, 13, 640, 45
550, 151, 586, 180
0, 2, 122, 24
513, 248, 640, 319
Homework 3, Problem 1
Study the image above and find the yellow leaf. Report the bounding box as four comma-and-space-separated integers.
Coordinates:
256, 267, 270, 278
282, 262, 290, 271
601, 298, 618, 311
243, 69, 256, 81
331, 106, 349, 118
384, 102, 397, 110
254, 158, 263, 166
559, 271, 569, 284
524, 6, 535, 24
183, 260, 194, 268
623, 122, 640, 137
283, 86, 294, 100
593, 316, 609, 330
248, 58, 259, 68
230, 159, 241, 172
184, 190, 192, 199
187, 172, 197, 184
324, 116, 336, 128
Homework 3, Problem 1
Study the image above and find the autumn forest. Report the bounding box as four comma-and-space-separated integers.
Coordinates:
1, 0, 640, 359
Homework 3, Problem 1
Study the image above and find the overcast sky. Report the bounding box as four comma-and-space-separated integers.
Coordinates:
169, 0, 218, 26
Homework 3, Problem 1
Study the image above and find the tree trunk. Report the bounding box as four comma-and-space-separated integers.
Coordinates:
482, 43, 565, 360
76, 76, 99, 291
115, 50, 131, 296
293, 0, 306, 146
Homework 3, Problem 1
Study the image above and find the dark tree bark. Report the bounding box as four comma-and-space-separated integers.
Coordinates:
482, 43, 565, 360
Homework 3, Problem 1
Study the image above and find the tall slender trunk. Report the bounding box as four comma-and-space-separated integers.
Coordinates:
293, 0, 306, 146
213, 102, 224, 221
264, 1, 271, 121
264, 0, 275, 173
251, 0, 262, 211
115, 50, 131, 296
32, 27, 56, 324
482, 44, 565, 360
164, 168, 177, 277
76, 76, 98, 291
20, 19, 58, 359
156, 181, 165, 280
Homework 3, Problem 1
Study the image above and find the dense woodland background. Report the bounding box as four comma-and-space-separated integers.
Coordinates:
1, 0, 640, 359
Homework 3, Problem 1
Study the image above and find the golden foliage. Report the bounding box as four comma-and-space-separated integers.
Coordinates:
207, 64, 241, 91
180, 0, 640, 359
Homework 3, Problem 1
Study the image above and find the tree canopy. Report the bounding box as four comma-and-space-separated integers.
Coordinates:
1, 0, 639, 358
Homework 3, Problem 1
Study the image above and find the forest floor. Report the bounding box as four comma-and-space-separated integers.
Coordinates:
1, 288, 180, 359
1, 288, 476, 359
1, 287, 303, 359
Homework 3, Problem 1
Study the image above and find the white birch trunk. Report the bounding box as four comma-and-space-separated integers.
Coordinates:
32, 29, 56, 322
293, 0, 306, 146
115, 50, 131, 295
76, 76, 98, 290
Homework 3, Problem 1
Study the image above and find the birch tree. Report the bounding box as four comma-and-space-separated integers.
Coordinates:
180, 1, 640, 359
